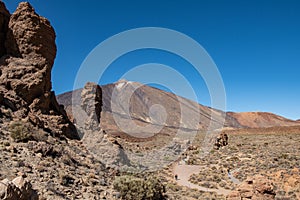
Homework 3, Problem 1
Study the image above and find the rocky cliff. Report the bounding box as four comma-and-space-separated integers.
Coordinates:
0, 2, 78, 139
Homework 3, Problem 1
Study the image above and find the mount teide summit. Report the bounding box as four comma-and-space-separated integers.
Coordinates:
57, 79, 300, 137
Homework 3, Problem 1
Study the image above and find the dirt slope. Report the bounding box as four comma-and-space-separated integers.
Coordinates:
227, 112, 300, 128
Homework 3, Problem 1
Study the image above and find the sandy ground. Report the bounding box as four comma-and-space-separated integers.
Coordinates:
172, 162, 232, 196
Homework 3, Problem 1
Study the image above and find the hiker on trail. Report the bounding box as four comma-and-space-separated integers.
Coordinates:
175, 174, 178, 180
227, 168, 231, 175
223, 133, 228, 146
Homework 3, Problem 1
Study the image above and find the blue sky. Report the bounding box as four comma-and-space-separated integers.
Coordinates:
3, 0, 300, 120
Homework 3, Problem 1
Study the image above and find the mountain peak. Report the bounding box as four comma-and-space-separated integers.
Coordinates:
114, 79, 143, 90
116, 79, 129, 83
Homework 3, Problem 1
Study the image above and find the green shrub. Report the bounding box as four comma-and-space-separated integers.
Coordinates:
3, 141, 10, 146
9, 120, 35, 142
113, 175, 165, 200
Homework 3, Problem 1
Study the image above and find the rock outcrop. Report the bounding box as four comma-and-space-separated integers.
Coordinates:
80, 82, 102, 131
79, 82, 130, 169
214, 132, 228, 149
0, 176, 38, 200
0, 2, 78, 139
227, 175, 276, 200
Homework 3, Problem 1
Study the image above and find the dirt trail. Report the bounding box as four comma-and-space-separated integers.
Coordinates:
172, 162, 232, 196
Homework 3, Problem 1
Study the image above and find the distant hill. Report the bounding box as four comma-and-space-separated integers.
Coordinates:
223, 125, 300, 135
227, 112, 300, 128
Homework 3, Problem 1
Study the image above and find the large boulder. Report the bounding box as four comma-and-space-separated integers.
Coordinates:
0, 2, 78, 139
214, 132, 228, 149
0, 176, 38, 200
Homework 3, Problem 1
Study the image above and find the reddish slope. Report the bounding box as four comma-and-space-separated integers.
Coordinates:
223, 125, 300, 135
227, 112, 300, 128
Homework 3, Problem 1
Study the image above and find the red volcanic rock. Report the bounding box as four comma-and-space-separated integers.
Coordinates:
0, 2, 78, 139
5, 2, 56, 64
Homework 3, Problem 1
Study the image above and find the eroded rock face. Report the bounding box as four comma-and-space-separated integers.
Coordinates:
0, 2, 78, 139
0, 176, 38, 200
80, 82, 102, 131
6, 2, 56, 64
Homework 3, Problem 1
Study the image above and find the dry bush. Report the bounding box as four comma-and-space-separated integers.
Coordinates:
113, 175, 166, 200
9, 120, 35, 142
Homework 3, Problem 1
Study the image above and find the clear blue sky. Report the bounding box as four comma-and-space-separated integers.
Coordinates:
3, 0, 300, 120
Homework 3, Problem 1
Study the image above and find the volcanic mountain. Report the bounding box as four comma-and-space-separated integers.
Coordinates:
57, 80, 300, 137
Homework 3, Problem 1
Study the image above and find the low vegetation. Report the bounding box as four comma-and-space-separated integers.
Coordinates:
113, 175, 166, 200
180, 131, 300, 199
9, 120, 35, 142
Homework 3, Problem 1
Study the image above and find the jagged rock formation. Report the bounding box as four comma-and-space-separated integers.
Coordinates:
214, 132, 228, 149
0, 2, 78, 139
80, 82, 102, 131
0, 176, 38, 200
